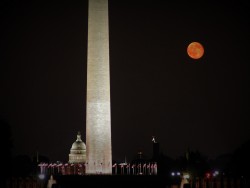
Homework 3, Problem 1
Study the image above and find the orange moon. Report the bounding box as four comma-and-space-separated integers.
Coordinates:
187, 42, 204, 59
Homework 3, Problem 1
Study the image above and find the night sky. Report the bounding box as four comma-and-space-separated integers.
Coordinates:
1, 0, 249, 162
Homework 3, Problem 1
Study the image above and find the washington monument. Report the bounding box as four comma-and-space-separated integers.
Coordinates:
86, 0, 112, 174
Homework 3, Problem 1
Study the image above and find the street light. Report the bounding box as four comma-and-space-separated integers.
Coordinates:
38, 174, 45, 180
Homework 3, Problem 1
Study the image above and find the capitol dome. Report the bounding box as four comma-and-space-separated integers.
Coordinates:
69, 132, 86, 163
71, 137, 86, 150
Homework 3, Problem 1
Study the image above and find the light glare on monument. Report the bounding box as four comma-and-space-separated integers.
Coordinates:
86, 0, 112, 174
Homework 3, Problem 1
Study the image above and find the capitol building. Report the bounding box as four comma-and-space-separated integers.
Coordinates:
38, 132, 157, 176
68, 132, 86, 164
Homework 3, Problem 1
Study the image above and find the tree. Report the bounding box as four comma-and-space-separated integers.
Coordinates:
176, 149, 210, 177
228, 139, 250, 178
12, 155, 33, 177
0, 119, 13, 187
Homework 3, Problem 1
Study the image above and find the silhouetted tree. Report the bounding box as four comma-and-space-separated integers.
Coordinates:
157, 153, 175, 176
0, 119, 13, 187
176, 149, 210, 177
12, 155, 33, 177
209, 153, 232, 174
228, 139, 250, 178
188, 150, 210, 177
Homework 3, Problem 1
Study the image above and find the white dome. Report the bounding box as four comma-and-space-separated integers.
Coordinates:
71, 140, 86, 150
69, 132, 86, 163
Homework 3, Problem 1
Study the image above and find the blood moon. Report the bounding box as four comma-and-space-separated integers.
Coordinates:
187, 42, 204, 59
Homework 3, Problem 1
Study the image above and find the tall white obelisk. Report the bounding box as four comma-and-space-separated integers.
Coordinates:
86, 0, 112, 174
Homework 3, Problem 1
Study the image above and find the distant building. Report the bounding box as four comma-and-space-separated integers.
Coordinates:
38, 134, 158, 176
152, 136, 160, 160
68, 132, 86, 164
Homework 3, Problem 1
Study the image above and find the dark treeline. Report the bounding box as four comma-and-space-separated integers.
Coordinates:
0, 119, 13, 187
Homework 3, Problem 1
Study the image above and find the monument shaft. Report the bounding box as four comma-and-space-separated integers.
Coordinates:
86, 0, 112, 174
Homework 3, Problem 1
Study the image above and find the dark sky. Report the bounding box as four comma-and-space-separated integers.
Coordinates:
1, 0, 250, 162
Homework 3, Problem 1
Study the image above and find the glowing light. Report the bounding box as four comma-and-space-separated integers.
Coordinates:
213, 170, 219, 177
187, 42, 204, 59
206, 172, 211, 179
38, 174, 45, 180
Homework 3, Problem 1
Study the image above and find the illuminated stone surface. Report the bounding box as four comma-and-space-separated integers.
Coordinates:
86, 0, 112, 174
